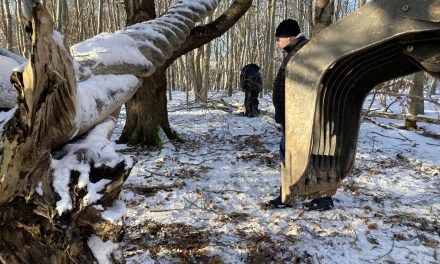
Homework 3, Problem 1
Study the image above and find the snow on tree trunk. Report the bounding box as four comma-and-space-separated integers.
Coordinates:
120, 0, 252, 146
0, 3, 132, 263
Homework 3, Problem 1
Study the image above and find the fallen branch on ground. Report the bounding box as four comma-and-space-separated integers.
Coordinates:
367, 112, 440, 125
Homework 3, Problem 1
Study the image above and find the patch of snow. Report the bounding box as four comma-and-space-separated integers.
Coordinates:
101, 198, 126, 224
119, 91, 439, 263
52, 118, 133, 215
82, 178, 112, 205
72, 32, 153, 68
75, 74, 139, 131
88, 235, 119, 264
0, 55, 19, 108
35, 181, 43, 196
51, 30, 67, 52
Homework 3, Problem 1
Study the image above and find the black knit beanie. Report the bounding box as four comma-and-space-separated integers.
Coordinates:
275, 19, 300, 37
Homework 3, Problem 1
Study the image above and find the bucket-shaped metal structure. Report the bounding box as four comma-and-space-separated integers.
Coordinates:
282, 0, 440, 202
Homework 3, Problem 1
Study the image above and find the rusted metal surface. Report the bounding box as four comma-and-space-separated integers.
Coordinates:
282, 0, 440, 202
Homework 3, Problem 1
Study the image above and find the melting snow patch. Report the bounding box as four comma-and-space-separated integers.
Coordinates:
88, 235, 119, 264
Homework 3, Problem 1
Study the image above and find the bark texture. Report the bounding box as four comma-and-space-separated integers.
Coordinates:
119, 66, 176, 145
405, 72, 425, 128
124, 0, 156, 25
313, 0, 334, 37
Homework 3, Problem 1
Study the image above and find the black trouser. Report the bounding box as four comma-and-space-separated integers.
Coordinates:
244, 89, 260, 116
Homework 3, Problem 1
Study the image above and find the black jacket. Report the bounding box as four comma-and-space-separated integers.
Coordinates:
240, 64, 262, 92
273, 36, 309, 129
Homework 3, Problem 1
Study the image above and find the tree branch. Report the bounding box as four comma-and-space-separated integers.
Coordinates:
167, 0, 252, 65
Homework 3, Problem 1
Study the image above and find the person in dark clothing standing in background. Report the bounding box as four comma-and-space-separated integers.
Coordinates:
267, 19, 334, 211
240, 64, 262, 117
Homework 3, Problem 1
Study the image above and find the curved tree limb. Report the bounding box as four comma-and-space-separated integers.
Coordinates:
69, 0, 222, 141
119, 0, 252, 145
168, 0, 253, 65
72, 0, 221, 78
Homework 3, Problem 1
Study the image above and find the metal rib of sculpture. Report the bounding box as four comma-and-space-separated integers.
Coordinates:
282, 0, 440, 202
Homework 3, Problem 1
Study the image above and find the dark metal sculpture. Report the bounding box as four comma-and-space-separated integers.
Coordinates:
282, 0, 440, 202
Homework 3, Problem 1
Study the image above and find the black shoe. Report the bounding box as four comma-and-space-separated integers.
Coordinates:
266, 195, 292, 209
303, 196, 334, 211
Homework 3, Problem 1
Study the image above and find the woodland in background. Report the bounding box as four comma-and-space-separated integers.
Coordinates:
1, 0, 438, 128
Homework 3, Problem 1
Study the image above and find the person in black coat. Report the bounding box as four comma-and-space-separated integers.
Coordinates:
240, 64, 262, 117
268, 19, 334, 211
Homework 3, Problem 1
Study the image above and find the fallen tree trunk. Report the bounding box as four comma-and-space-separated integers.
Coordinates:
0, 0, 222, 262
0, 4, 132, 263
367, 111, 440, 125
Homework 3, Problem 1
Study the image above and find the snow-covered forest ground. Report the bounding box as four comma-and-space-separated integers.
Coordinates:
112, 91, 440, 264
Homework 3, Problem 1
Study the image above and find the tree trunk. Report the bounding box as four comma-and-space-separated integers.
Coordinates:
97, 0, 104, 33
201, 16, 213, 102
2, 0, 13, 51
297, 0, 304, 30
193, 47, 204, 102
380, 93, 387, 108
405, 72, 425, 128
56, 0, 62, 31
0, 4, 132, 262
312, 0, 334, 37
107, 0, 115, 31
120, 0, 252, 146
124, 0, 156, 26
262, 0, 276, 94
430, 77, 437, 95
15, 0, 23, 55
119, 66, 177, 145
119, 0, 169, 145
226, 27, 234, 96
75, 0, 83, 42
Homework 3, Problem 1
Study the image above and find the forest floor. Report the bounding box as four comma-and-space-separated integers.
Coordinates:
113, 92, 440, 264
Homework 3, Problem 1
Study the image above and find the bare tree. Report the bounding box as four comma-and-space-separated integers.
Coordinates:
405, 72, 425, 128
262, 0, 276, 93
97, 0, 104, 32
430, 77, 437, 95
55, 0, 67, 32
200, 15, 214, 102
313, 0, 334, 37
2, 0, 13, 50
119, 0, 253, 146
